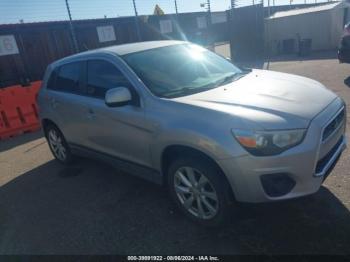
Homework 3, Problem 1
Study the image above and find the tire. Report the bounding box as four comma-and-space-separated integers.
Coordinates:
45, 124, 74, 165
167, 156, 234, 227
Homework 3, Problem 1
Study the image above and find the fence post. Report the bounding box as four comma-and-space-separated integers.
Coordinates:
65, 0, 79, 53
174, 0, 179, 15
266, 0, 271, 69
132, 0, 142, 41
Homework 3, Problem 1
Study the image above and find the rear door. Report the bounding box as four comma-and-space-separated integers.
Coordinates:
46, 61, 88, 145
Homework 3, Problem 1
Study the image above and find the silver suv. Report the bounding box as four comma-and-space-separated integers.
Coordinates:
38, 41, 347, 226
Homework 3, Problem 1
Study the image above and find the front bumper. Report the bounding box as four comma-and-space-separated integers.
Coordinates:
218, 98, 347, 203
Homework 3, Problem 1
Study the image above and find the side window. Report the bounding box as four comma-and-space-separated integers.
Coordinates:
87, 60, 132, 99
55, 62, 84, 94
46, 69, 57, 90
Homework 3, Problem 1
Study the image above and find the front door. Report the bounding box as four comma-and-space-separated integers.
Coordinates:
83, 59, 153, 168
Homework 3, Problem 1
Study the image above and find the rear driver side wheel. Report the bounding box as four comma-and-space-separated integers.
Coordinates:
45, 125, 74, 165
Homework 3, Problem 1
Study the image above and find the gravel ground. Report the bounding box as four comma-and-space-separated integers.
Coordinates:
0, 52, 350, 255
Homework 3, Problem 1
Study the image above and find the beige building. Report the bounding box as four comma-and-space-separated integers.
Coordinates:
265, 1, 350, 56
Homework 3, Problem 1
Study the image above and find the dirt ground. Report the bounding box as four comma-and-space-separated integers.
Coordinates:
0, 52, 349, 255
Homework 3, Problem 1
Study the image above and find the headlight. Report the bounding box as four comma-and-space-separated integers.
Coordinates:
232, 129, 306, 156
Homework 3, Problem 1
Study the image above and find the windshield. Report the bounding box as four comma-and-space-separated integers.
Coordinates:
122, 44, 243, 98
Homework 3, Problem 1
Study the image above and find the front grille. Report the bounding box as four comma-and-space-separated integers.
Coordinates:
322, 108, 345, 141
315, 136, 343, 174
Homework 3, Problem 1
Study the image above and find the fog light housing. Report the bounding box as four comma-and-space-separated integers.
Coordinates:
260, 173, 296, 197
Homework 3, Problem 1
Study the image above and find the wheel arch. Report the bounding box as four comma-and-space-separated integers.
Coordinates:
160, 144, 235, 202
41, 119, 64, 139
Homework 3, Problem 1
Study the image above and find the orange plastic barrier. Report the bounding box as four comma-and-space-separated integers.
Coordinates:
0, 81, 42, 140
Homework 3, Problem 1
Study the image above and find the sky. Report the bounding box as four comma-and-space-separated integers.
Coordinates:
0, 0, 333, 24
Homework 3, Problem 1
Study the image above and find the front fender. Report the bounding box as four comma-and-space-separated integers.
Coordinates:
150, 128, 243, 172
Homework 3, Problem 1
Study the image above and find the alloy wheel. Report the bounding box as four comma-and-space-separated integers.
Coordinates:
48, 129, 67, 162
174, 166, 219, 219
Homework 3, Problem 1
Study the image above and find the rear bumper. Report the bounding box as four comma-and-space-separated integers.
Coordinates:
218, 99, 347, 203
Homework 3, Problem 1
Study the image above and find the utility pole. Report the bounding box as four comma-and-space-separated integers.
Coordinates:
200, 0, 212, 46
174, 0, 178, 15
231, 0, 235, 9
200, 0, 211, 26
65, 0, 79, 53
132, 0, 142, 41
207, 0, 211, 13
207, 0, 211, 25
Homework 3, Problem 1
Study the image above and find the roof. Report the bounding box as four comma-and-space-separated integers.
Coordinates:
52, 40, 185, 66
267, 1, 343, 19
102, 40, 185, 55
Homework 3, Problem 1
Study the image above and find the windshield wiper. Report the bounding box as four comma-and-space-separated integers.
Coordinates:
161, 86, 213, 98
214, 72, 247, 88
160, 72, 248, 98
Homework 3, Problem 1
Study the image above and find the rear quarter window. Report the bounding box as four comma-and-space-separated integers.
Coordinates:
46, 69, 57, 90
48, 62, 85, 95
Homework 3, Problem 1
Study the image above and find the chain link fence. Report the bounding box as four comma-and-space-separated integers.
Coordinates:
0, 0, 335, 87
0, 0, 334, 24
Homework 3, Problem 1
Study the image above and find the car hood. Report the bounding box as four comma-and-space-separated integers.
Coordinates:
174, 69, 337, 130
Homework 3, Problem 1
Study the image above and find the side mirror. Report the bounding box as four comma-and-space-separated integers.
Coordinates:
105, 87, 132, 107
